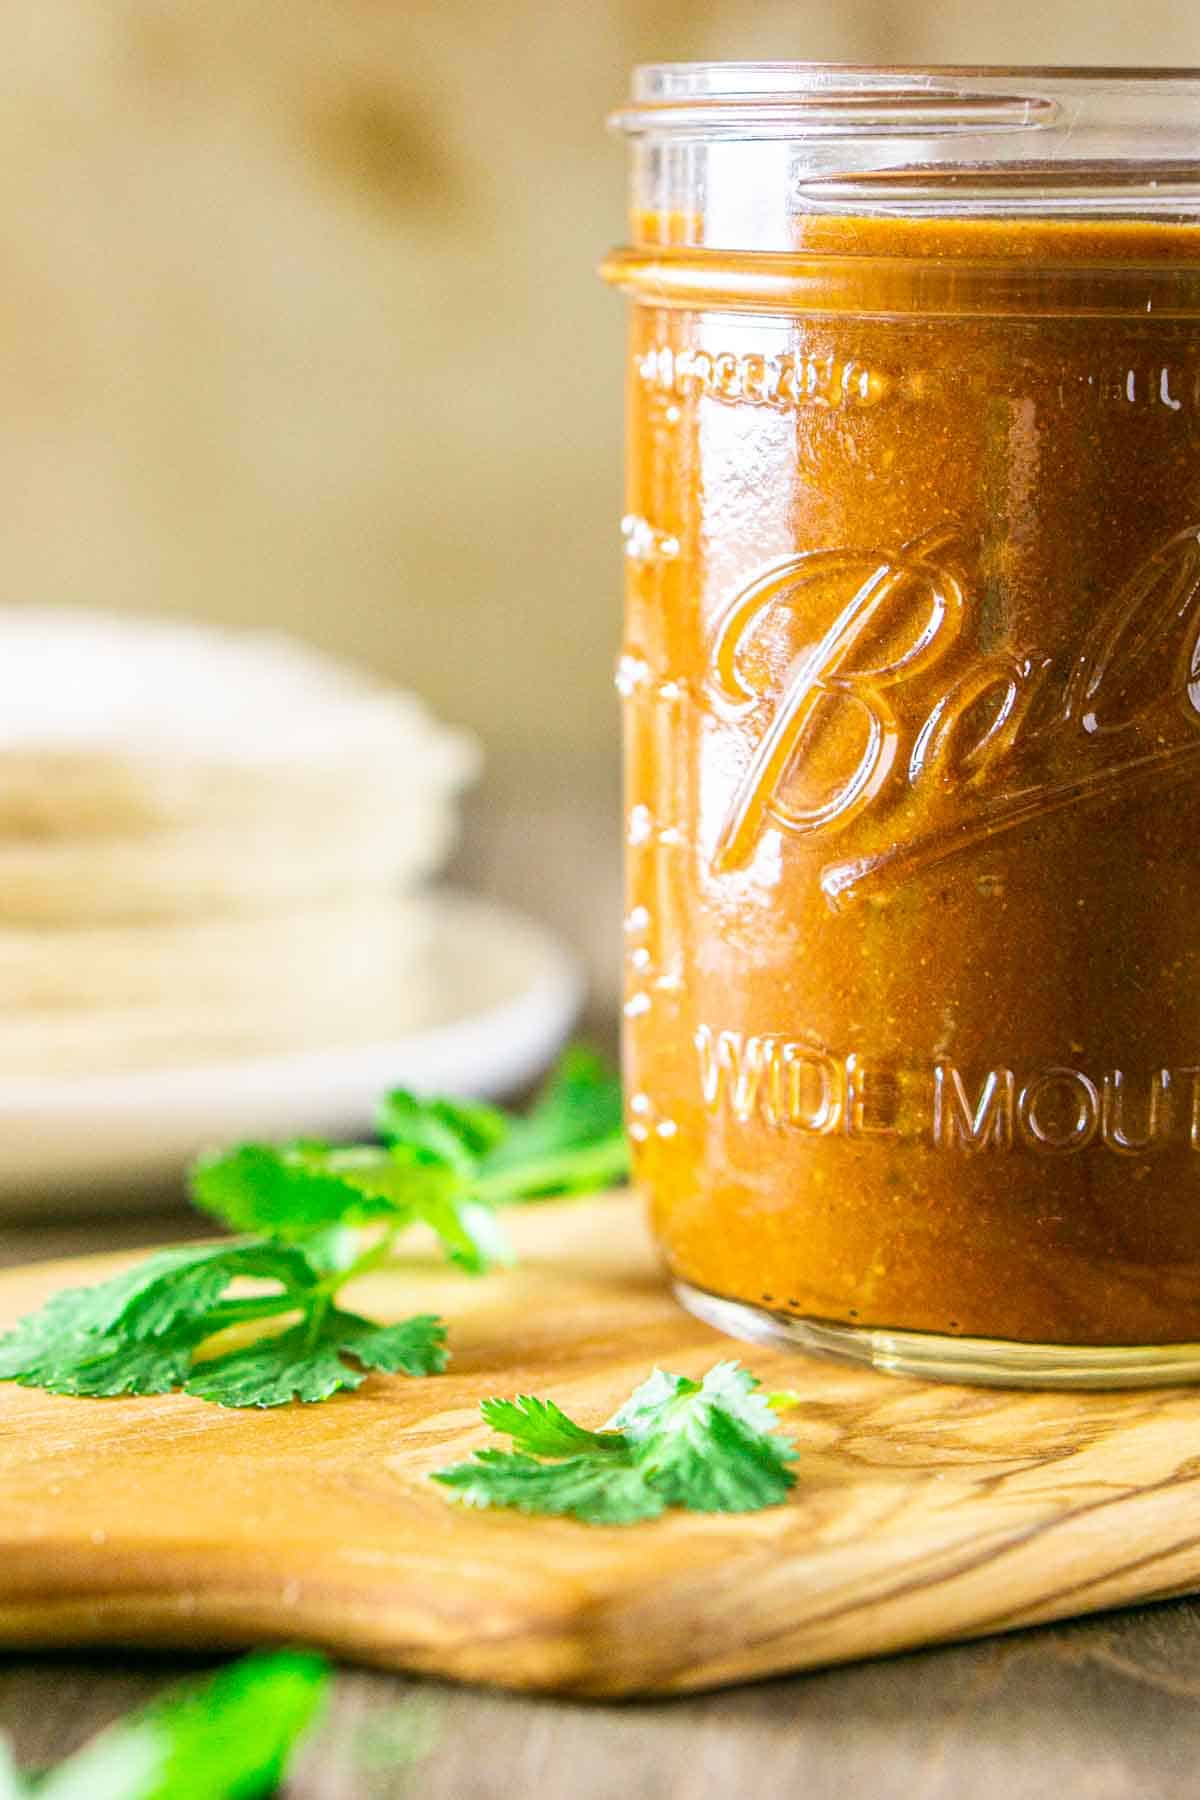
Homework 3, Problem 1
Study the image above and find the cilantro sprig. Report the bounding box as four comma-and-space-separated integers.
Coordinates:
434, 1361, 799, 1524
192, 1046, 628, 1270
0, 1048, 627, 1410
0, 1216, 448, 1408
0, 1650, 329, 1800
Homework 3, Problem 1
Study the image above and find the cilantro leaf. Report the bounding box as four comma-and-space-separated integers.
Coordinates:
0, 1242, 315, 1367
404, 1186, 512, 1273
424, 1097, 511, 1158
434, 1451, 667, 1525
185, 1309, 447, 1408
602, 1366, 686, 1438
514, 1046, 626, 1157
190, 1144, 404, 1239
2, 1329, 202, 1399
480, 1394, 627, 1458
370, 1094, 517, 1268
434, 1360, 798, 1525
0, 1238, 444, 1410
375, 1091, 508, 1175
191, 1139, 513, 1274
0, 1242, 319, 1398
24, 1650, 329, 1800
610, 1360, 788, 1446
474, 1047, 629, 1200
634, 1393, 796, 1513
332, 1309, 449, 1376
184, 1323, 362, 1408
612, 1363, 796, 1513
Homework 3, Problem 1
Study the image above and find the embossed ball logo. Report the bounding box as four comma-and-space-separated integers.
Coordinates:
707, 521, 1200, 905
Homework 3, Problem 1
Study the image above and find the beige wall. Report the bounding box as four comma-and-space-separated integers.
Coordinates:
4, 3, 1199, 1008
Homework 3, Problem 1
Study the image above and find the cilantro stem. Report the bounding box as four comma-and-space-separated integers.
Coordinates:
323, 1222, 403, 1291
296, 1225, 403, 1350
473, 1140, 630, 1205
302, 1291, 333, 1351
200, 1296, 306, 1334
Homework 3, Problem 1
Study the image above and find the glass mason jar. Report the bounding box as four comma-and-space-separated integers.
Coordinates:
602, 65, 1200, 1386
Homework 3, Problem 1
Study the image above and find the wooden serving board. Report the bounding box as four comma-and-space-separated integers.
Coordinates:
3, 1193, 1200, 1697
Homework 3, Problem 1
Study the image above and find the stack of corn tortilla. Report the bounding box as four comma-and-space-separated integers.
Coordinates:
0, 610, 478, 1075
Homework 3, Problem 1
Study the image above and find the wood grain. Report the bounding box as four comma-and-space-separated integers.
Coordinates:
3, 1192, 1200, 1697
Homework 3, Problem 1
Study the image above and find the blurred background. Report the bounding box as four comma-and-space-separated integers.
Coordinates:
4, 0, 1200, 1038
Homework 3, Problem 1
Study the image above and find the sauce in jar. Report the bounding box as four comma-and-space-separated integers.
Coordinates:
604, 66, 1200, 1384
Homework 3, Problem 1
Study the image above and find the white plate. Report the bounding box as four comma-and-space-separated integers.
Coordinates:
0, 891, 583, 1211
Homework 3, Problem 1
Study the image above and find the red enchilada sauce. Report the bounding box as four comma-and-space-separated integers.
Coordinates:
605, 202, 1200, 1367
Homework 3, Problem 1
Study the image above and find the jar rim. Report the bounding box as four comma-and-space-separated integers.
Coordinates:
613, 62, 1200, 141
612, 62, 1200, 220
632, 62, 1200, 79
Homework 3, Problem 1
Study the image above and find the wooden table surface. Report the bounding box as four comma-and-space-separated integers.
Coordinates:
3, 1208, 1200, 1798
